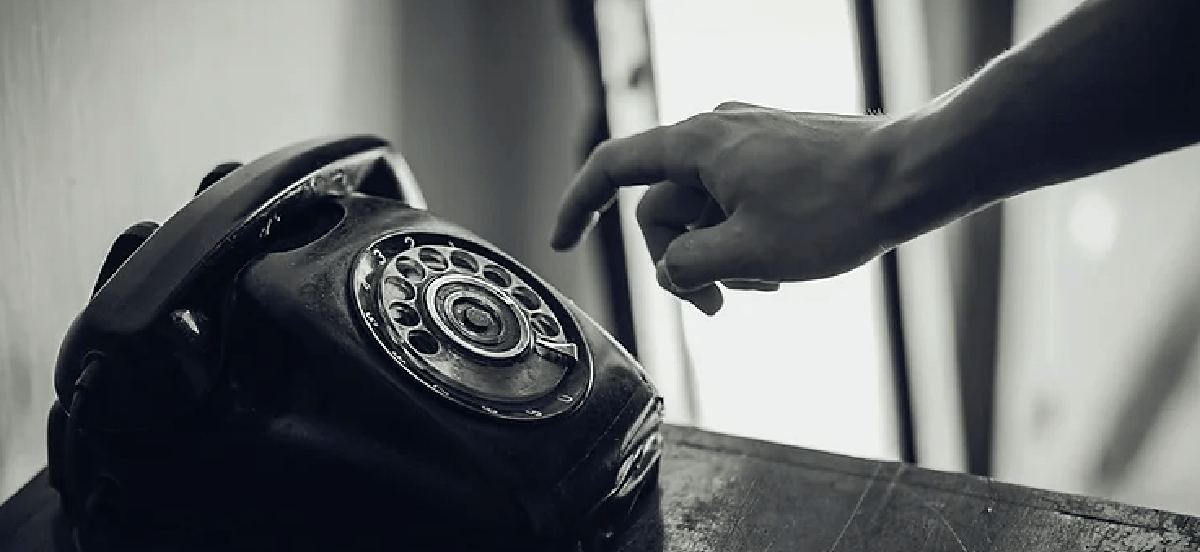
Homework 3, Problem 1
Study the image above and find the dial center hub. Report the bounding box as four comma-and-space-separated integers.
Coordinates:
425, 274, 530, 360
461, 304, 497, 333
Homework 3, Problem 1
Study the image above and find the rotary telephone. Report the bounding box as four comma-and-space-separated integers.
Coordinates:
46, 136, 664, 552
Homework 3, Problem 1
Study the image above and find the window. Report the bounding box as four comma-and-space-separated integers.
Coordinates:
597, 0, 899, 461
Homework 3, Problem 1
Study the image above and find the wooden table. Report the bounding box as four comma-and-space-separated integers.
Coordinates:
3, 425, 1197, 551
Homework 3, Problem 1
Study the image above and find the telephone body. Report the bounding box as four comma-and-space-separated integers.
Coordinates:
46, 136, 663, 551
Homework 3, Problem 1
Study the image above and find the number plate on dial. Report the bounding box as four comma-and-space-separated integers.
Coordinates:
350, 231, 592, 421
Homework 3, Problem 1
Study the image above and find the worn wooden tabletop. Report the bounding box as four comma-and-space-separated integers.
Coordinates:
2, 425, 1197, 551
616, 426, 1199, 551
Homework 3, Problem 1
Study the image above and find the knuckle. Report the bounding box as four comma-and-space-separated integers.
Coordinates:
589, 139, 617, 166
677, 112, 719, 139
677, 116, 724, 162
694, 155, 721, 186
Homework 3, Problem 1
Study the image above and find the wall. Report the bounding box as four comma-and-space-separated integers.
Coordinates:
395, 0, 610, 335
0, 0, 406, 503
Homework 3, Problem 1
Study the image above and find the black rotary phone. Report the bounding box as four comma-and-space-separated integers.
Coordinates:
46, 136, 664, 552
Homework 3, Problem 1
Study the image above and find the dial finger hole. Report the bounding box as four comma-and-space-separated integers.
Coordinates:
482, 265, 512, 288
382, 276, 416, 301
408, 330, 440, 355
531, 312, 560, 338
396, 258, 425, 283
388, 302, 421, 327
449, 250, 479, 273
511, 285, 541, 310
418, 247, 448, 271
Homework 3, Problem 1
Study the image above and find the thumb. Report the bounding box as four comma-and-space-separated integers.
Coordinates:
658, 214, 758, 293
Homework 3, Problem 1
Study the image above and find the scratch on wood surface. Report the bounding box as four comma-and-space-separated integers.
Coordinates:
825, 462, 882, 552
1093, 526, 1113, 551
868, 463, 906, 528
760, 532, 779, 552
925, 503, 970, 552
717, 475, 758, 550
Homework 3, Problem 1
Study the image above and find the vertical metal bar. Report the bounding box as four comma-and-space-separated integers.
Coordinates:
591, 0, 704, 424
563, 0, 640, 359
851, 0, 920, 465
919, 0, 1014, 477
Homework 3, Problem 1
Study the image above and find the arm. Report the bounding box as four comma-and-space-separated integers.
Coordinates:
551, 0, 1200, 315
872, 0, 1200, 246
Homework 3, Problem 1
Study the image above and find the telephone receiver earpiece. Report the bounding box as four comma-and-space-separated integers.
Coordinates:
197, 162, 245, 197
92, 222, 159, 297
88, 162, 245, 298
56, 135, 428, 434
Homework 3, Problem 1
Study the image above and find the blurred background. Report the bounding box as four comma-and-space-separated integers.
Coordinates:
2, 0, 1199, 520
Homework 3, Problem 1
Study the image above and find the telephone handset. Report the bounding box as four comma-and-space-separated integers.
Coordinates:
55, 136, 426, 432
47, 136, 663, 552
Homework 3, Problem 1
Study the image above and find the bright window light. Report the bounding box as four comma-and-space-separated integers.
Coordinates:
631, 0, 899, 460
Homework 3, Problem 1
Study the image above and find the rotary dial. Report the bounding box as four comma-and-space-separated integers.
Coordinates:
351, 232, 591, 421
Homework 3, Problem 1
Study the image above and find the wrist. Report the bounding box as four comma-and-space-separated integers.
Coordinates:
861, 111, 979, 249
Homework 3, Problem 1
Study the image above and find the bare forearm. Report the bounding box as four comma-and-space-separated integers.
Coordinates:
870, 0, 1200, 245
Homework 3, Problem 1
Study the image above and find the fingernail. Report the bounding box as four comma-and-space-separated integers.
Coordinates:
656, 259, 701, 294
549, 227, 567, 250
688, 286, 723, 316
655, 260, 681, 294
690, 298, 719, 316
551, 212, 599, 251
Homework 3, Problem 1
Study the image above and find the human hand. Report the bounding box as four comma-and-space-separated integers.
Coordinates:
551, 101, 897, 316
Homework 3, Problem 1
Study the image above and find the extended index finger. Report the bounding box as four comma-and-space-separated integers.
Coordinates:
551, 125, 694, 250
